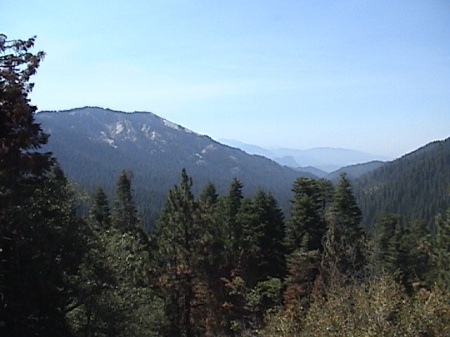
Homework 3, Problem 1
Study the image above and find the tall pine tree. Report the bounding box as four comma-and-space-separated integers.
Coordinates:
111, 170, 139, 231
284, 178, 332, 308
88, 186, 111, 227
0, 35, 78, 336
322, 174, 366, 283
151, 169, 200, 337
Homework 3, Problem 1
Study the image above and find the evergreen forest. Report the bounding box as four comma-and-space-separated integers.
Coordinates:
1, 36, 449, 337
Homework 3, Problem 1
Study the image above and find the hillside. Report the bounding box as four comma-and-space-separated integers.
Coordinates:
36, 107, 312, 230
326, 160, 385, 182
354, 137, 450, 228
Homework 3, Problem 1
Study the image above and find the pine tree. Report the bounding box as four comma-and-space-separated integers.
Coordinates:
237, 191, 286, 332
285, 178, 331, 254
322, 173, 366, 283
0, 36, 78, 336
251, 191, 286, 280
220, 178, 244, 274
371, 213, 406, 276
69, 181, 156, 337
0, 35, 53, 195
151, 169, 199, 337
196, 182, 228, 336
431, 208, 450, 290
283, 178, 332, 308
111, 170, 139, 231
199, 181, 219, 208
89, 186, 111, 227
402, 219, 433, 289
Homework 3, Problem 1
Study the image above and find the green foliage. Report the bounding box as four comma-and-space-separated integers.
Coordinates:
285, 178, 331, 254
401, 219, 433, 289
356, 137, 450, 228
0, 36, 76, 336
251, 191, 286, 280
302, 275, 450, 337
89, 186, 111, 227
322, 174, 366, 282
431, 209, 450, 289
68, 173, 157, 337
371, 213, 407, 275
283, 178, 332, 309
68, 226, 158, 337
111, 170, 139, 230
151, 169, 201, 337
263, 275, 450, 337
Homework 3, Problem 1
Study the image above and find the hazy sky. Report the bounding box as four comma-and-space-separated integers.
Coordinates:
3, 0, 450, 157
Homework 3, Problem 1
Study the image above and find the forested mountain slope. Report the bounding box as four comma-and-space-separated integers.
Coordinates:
354, 137, 450, 228
326, 160, 385, 182
36, 107, 312, 230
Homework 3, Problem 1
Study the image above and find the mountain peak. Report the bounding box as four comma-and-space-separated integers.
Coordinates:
36, 107, 313, 230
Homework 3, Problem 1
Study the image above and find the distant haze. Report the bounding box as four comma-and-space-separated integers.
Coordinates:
220, 139, 391, 172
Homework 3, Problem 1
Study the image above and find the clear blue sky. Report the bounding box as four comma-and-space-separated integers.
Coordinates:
3, 0, 450, 157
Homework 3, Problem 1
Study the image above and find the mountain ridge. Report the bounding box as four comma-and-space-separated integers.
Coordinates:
35, 107, 313, 230
354, 137, 450, 227
35, 107, 449, 230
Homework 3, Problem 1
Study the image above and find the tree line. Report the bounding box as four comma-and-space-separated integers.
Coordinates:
1, 36, 449, 336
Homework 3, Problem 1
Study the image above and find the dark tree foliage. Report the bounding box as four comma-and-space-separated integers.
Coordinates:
431, 208, 450, 290
0, 36, 77, 336
111, 170, 139, 231
222, 177, 244, 270
151, 169, 200, 337
401, 219, 433, 290
355, 137, 450, 228
68, 173, 156, 337
88, 186, 111, 227
283, 178, 332, 308
371, 213, 407, 276
0, 35, 53, 192
285, 178, 332, 253
195, 182, 229, 336
251, 190, 286, 280
322, 174, 366, 283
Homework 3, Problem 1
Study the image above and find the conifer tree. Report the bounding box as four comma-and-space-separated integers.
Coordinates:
431, 209, 450, 290
111, 170, 139, 230
70, 181, 156, 337
199, 181, 219, 208
371, 213, 406, 276
283, 178, 332, 308
196, 182, 228, 336
235, 191, 286, 333
0, 35, 78, 335
285, 178, 331, 253
89, 186, 111, 227
221, 178, 244, 273
151, 169, 200, 337
402, 219, 433, 289
322, 173, 366, 283
251, 191, 286, 280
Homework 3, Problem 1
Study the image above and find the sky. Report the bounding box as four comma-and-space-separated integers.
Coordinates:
3, 0, 450, 158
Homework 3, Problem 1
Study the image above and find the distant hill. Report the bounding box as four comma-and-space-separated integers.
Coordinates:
220, 139, 390, 172
293, 166, 328, 178
326, 161, 385, 182
36, 107, 312, 230
354, 137, 450, 228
